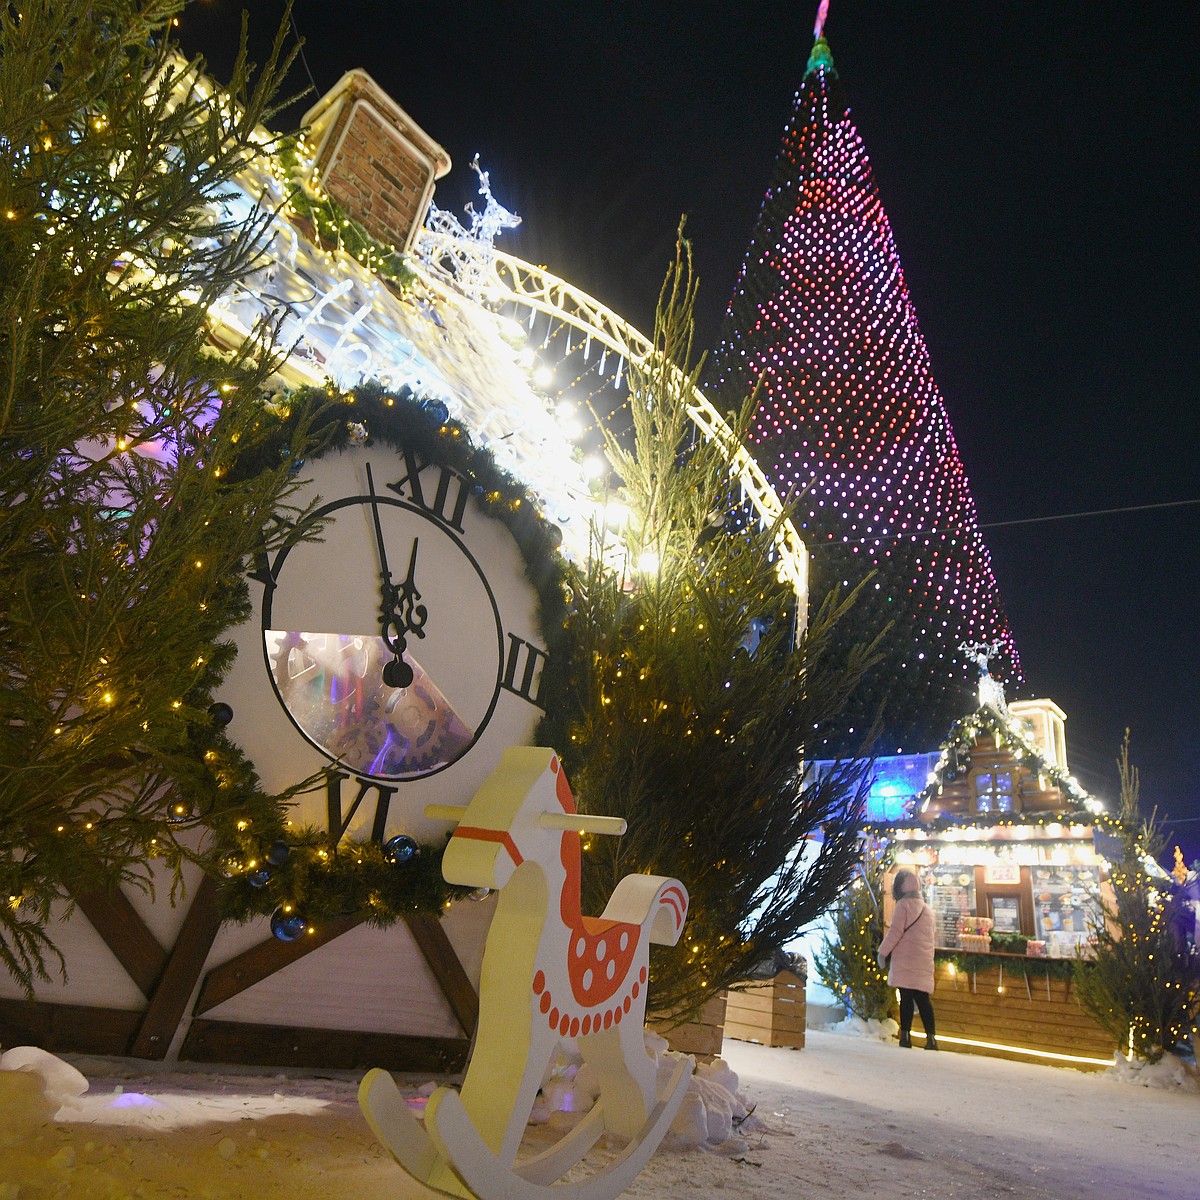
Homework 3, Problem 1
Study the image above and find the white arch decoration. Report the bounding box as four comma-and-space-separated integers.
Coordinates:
418, 233, 809, 627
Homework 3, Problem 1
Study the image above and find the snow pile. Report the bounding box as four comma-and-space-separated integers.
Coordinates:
0, 1068, 57, 1148
828, 1013, 899, 1042
658, 1052, 766, 1155
0, 1045, 89, 1120
529, 1030, 766, 1154
1104, 1051, 1200, 1093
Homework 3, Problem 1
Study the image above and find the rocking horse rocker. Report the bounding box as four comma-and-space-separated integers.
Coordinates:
359, 746, 694, 1200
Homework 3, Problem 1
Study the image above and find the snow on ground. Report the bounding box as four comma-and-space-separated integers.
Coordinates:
1, 1030, 1196, 1200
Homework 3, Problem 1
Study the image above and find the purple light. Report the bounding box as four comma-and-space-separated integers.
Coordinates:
108, 1092, 161, 1109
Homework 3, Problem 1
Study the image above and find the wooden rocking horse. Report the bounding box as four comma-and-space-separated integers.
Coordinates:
359, 746, 693, 1200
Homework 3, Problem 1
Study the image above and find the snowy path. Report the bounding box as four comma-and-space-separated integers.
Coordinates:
0, 1030, 1195, 1199
713, 1033, 1195, 1200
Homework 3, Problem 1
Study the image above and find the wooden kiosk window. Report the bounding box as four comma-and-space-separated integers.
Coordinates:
975, 865, 1035, 937
973, 769, 1015, 813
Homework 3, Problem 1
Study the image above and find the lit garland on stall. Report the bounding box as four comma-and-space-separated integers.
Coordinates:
867, 813, 1113, 837
707, 34, 1019, 753
939, 950, 1075, 982
217, 383, 573, 931
919, 703, 1104, 815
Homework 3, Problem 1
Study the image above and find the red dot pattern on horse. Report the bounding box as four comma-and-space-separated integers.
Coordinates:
532, 964, 648, 1035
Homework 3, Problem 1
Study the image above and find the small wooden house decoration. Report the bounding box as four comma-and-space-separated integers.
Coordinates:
921, 698, 1076, 820
865, 683, 1118, 1066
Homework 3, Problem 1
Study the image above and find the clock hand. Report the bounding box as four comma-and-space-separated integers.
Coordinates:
366, 463, 415, 689
395, 538, 428, 641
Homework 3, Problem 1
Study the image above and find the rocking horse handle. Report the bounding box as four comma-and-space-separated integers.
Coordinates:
538, 812, 627, 836
424, 804, 470, 824
424, 804, 627, 837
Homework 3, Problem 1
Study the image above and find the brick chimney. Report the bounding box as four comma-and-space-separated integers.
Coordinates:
301, 69, 452, 254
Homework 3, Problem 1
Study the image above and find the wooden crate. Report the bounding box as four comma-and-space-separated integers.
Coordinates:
931, 960, 1116, 1069
649, 992, 728, 1061
723, 970, 806, 1049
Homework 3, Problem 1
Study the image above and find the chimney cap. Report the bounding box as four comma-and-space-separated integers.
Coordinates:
301, 68, 452, 180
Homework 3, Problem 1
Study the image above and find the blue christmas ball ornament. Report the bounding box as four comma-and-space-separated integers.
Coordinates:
383, 834, 420, 866
247, 867, 271, 888
265, 839, 291, 867
423, 398, 449, 424
270, 908, 307, 942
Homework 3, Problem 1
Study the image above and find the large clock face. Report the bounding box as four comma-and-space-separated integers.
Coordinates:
219, 442, 550, 844
262, 488, 504, 782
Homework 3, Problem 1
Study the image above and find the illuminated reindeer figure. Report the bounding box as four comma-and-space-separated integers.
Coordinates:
359, 747, 693, 1200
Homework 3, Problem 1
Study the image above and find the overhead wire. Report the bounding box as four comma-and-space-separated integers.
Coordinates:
288, 6, 319, 97
806, 498, 1200, 552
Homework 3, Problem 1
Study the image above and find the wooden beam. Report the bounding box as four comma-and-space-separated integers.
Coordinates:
193, 914, 365, 1015
404, 913, 478, 1039
73, 885, 167, 999
0, 998, 142, 1057
180, 1018, 470, 1074
128, 874, 222, 1059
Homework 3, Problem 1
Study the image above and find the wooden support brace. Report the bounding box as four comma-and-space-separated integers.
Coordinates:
404, 913, 478, 1039
193, 914, 365, 1015
128, 874, 222, 1059
73, 885, 168, 999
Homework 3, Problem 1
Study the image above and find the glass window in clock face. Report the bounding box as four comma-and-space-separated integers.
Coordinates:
262, 491, 505, 781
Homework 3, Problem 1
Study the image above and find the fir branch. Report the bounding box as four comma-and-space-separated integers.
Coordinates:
0, 1, 315, 992
813, 844, 897, 1022
543, 230, 879, 1020
1072, 734, 1200, 1062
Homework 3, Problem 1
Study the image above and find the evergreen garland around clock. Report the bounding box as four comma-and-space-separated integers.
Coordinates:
217, 382, 573, 929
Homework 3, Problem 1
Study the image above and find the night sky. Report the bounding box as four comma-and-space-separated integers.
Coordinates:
181, 2, 1200, 860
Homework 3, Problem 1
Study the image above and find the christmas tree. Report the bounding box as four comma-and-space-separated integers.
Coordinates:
707, 31, 1019, 755
1074, 737, 1200, 1062
542, 234, 878, 1020
0, 2, 313, 991
813, 843, 896, 1023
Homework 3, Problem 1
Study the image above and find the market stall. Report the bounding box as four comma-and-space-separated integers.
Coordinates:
858, 687, 1128, 1067
880, 819, 1118, 1068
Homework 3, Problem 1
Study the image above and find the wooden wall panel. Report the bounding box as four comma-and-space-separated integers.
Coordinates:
194, 915, 365, 1015
932, 961, 1115, 1068
181, 1018, 469, 1074
198, 921, 462, 1038
0, 998, 142, 1057
74, 886, 167, 999
0, 899, 146, 1011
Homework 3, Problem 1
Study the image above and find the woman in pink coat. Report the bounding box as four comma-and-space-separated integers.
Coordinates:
877, 868, 938, 1049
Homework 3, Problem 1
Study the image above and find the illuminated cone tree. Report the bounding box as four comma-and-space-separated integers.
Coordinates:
708, 34, 1019, 754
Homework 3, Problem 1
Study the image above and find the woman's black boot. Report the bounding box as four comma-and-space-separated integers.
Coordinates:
898, 1031, 912, 1048
925, 1037, 939, 1051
